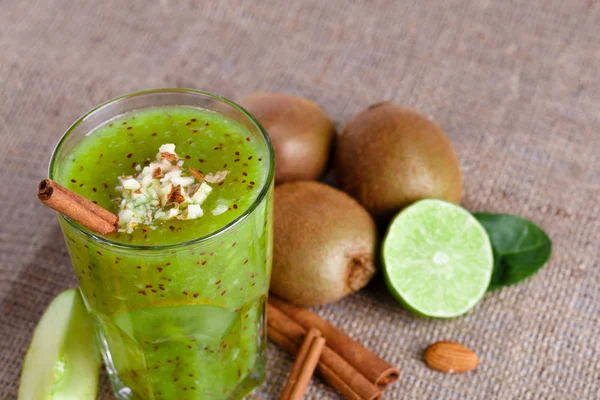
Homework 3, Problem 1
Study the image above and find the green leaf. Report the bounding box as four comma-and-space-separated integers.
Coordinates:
473, 213, 552, 291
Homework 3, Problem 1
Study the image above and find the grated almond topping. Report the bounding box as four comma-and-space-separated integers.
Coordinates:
204, 170, 228, 183
115, 144, 227, 234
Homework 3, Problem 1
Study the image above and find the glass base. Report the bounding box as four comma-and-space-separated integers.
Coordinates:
95, 299, 267, 400
108, 366, 265, 400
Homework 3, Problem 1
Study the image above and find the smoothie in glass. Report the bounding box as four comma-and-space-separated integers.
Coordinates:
49, 90, 274, 399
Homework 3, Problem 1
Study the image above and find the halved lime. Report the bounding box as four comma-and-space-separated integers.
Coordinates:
382, 199, 493, 318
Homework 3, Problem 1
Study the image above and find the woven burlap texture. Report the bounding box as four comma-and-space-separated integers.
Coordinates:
1, 1, 599, 399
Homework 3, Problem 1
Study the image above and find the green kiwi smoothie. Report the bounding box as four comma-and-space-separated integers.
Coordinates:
51, 98, 274, 399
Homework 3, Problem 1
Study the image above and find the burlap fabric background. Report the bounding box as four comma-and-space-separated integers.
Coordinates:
1, 1, 598, 399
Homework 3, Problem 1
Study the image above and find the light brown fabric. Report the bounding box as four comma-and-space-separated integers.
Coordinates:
1, 1, 599, 399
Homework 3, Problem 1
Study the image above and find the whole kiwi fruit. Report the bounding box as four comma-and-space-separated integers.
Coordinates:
335, 103, 463, 222
271, 181, 378, 306
238, 92, 335, 183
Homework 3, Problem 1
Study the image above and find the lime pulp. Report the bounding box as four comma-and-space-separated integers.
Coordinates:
382, 199, 493, 318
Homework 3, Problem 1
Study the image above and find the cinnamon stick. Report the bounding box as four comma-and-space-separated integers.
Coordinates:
38, 179, 117, 235
53, 181, 118, 225
280, 328, 325, 400
280, 328, 321, 399
269, 326, 371, 400
268, 303, 382, 400
270, 295, 400, 388
289, 336, 325, 400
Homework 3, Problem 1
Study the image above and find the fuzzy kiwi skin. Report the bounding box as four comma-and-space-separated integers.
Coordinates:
335, 103, 463, 222
271, 181, 378, 306
239, 92, 335, 183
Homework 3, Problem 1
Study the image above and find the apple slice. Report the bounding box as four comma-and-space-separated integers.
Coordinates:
19, 289, 101, 399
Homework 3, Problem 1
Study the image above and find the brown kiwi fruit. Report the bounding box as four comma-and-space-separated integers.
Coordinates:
238, 92, 335, 183
271, 181, 378, 306
335, 103, 463, 222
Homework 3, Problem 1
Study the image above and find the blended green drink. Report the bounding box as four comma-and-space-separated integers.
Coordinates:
49, 90, 274, 399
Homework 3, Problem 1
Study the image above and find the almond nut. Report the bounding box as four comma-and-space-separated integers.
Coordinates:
424, 341, 479, 373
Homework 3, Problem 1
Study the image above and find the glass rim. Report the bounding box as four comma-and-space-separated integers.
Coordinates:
48, 88, 275, 252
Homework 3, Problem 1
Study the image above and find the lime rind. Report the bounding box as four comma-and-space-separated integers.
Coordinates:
383, 199, 493, 318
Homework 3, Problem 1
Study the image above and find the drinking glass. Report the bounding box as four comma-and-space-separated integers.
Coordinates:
49, 89, 274, 399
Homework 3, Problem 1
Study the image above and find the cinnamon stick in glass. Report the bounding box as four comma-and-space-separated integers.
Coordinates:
267, 303, 381, 400
52, 181, 118, 225
270, 295, 400, 388
38, 179, 117, 235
